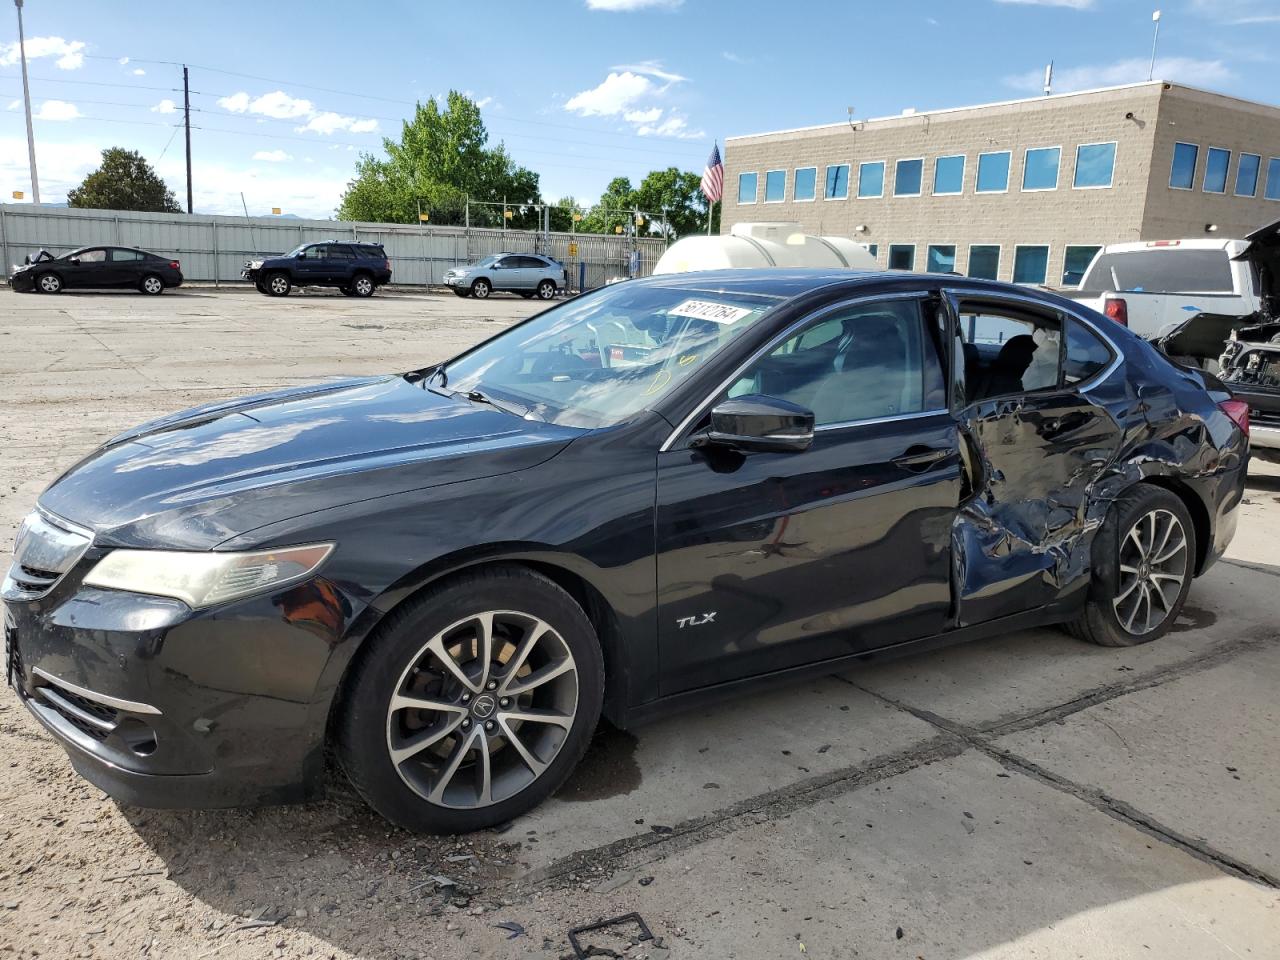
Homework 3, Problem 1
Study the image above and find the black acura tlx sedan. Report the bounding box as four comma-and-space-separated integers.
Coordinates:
2, 270, 1248, 832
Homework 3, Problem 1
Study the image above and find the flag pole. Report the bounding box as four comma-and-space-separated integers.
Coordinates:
707, 199, 713, 236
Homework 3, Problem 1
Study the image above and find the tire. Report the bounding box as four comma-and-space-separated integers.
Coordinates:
451, 288, 469, 298
335, 565, 605, 833
1066, 485, 1196, 647
536, 279, 556, 300
37, 273, 62, 294
470, 278, 491, 300
139, 274, 165, 295
351, 273, 375, 298
266, 272, 292, 297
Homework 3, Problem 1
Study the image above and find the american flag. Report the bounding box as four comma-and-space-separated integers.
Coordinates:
701, 143, 724, 204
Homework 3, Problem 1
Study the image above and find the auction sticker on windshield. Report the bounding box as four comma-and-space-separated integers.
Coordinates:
668, 299, 754, 324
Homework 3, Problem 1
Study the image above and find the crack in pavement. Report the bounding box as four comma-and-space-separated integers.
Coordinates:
517, 627, 1276, 894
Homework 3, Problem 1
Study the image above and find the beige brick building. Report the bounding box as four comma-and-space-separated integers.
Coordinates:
721, 81, 1280, 286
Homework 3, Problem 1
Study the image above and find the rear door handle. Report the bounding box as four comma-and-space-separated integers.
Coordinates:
892, 445, 953, 472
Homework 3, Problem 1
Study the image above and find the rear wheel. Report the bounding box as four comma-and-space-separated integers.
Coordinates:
267, 272, 292, 297
336, 566, 604, 833
1067, 485, 1195, 646
37, 273, 62, 294
139, 274, 165, 295
470, 278, 491, 300
351, 273, 375, 298
536, 279, 556, 300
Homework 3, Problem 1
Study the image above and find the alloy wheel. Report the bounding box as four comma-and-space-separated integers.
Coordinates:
385, 610, 579, 809
472, 280, 490, 299
355, 276, 373, 296
39, 274, 61, 293
142, 276, 163, 294
1113, 508, 1188, 636
270, 275, 290, 295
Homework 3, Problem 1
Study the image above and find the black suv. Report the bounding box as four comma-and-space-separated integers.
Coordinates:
243, 242, 392, 297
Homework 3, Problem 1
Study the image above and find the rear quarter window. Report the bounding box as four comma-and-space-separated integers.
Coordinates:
1063, 318, 1114, 385
1081, 249, 1233, 295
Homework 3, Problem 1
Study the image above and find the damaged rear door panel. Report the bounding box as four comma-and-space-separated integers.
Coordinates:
946, 292, 1127, 627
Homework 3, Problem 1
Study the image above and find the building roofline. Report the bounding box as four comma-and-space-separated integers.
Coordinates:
726, 80, 1279, 143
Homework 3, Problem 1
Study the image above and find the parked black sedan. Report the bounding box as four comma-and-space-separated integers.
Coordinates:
2, 270, 1247, 833
10, 246, 183, 295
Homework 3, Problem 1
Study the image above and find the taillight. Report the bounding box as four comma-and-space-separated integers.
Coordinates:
1103, 297, 1128, 326
169, 260, 180, 270
1219, 399, 1249, 437
384, 259, 391, 270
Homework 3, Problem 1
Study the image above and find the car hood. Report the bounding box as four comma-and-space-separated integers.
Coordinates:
38, 376, 582, 549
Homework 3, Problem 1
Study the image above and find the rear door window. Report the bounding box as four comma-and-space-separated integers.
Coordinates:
329, 245, 355, 260
957, 301, 1063, 401
110, 249, 144, 262
1080, 249, 1233, 294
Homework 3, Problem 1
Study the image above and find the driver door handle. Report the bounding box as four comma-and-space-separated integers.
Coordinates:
892, 445, 952, 472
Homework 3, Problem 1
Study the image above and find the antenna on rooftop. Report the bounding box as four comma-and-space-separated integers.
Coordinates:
1148, 10, 1162, 81
1044, 61, 1054, 96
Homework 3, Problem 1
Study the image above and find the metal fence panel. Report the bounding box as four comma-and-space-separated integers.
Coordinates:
0, 204, 667, 290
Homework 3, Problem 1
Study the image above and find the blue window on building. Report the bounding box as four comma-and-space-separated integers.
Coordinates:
794, 167, 817, 201
926, 245, 956, 273
738, 172, 757, 204
894, 158, 924, 196
976, 151, 1011, 193
857, 161, 884, 198
888, 244, 915, 271
1074, 142, 1116, 189
933, 155, 965, 195
1267, 159, 1280, 201
1236, 154, 1261, 197
1013, 245, 1050, 285
1022, 147, 1061, 191
968, 245, 1000, 281
825, 164, 850, 199
765, 169, 786, 203
1170, 142, 1198, 189
1062, 245, 1101, 286
1203, 148, 1230, 194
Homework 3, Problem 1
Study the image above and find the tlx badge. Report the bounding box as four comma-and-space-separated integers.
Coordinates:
676, 612, 717, 629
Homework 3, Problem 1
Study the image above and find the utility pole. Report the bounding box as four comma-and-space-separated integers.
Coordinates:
183, 65, 193, 213
14, 0, 40, 204
1148, 10, 1162, 82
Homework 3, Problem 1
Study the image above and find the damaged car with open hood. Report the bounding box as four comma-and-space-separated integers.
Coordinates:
1154, 219, 1279, 463
2, 269, 1249, 833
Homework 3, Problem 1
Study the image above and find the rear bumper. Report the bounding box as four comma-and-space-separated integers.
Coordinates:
1251, 424, 1280, 452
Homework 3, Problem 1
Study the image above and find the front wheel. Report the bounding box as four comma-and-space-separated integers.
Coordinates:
470, 278, 491, 300
336, 566, 604, 833
536, 279, 556, 300
37, 273, 62, 294
139, 274, 165, 295
266, 272, 292, 297
1067, 485, 1195, 646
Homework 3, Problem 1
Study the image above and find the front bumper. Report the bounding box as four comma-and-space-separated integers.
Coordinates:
9, 272, 35, 292
443, 274, 471, 287
3, 559, 339, 808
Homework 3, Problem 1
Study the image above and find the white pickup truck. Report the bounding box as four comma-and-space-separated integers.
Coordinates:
1064, 237, 1266, 343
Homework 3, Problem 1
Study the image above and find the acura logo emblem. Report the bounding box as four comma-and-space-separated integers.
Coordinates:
471, 694, 496, 719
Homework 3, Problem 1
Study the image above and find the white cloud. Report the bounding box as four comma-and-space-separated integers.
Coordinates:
1190, 0, 1280, 23
994, 0, 1094, 7
133, 68, 146, 76
118, 56, 129, 65
217, 89, 377, 135
253, 149, 293, 162
624, 107, 662, 124
6, 99, 19, 111
217, 92, 251, 113
35, 100, 80, 121
636, 112, 704, 140
611, 60, 687, 84
586, 0, 682, 9
1005, 56, 1234, 93
151, 99, 177, 114
721, 51, 750, 64
0, 36, 86, 70
0, 136, 102, 200
475, 96, 494, 109
565, 72, 655, 116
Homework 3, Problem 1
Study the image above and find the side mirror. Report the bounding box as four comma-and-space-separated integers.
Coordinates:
69, 257, 81, 265
697, 395, 815, 453
296, 251, 306, 259
23, 255, 30, 265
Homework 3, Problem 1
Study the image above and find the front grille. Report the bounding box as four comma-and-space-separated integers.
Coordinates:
3, 510, 92, 600
8, 564, 61, 594
32, 676, 121, 743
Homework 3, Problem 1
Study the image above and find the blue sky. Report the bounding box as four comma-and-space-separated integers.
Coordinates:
2, 0, 1277, 218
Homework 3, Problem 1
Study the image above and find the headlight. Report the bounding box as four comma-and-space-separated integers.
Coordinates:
83, 543, 334, 608
249, 260, 264, 270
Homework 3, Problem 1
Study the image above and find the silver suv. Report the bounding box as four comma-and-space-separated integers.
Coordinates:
444, 254, 565, 300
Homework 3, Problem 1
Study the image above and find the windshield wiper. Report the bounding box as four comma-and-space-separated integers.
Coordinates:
464, 387, 538, 420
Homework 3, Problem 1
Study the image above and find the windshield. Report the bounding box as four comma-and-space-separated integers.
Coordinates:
1081, 250, 1234, 295
437, 282, 782, 428
474, 255, 501, 268
285, 244, 309, 258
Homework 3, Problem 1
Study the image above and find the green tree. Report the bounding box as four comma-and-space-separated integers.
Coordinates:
66, 148, 182, 213
338, 92, 541, 226
578, 176, 637, 235
634, 167, 718, 238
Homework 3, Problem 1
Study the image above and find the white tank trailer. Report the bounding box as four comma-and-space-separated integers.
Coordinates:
652, 222, 877, 276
